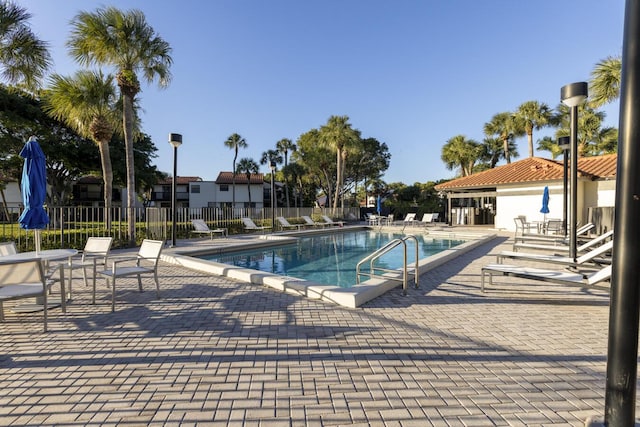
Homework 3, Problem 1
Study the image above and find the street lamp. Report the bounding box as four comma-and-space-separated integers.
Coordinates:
557, 136, 570, 236
560, 82, 588, 260
169, 133, 182, 247
270, 160, 276, 232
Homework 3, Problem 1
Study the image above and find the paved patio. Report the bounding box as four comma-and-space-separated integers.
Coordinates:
0, 230, 623, 426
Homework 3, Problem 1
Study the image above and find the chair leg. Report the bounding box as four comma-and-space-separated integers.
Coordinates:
137, 275, 143, 292
111, 276, 116, 312
92, 275, 97, 305
154, 271, 160, 298
43, 285, 48, 333
0, 302, 4, 321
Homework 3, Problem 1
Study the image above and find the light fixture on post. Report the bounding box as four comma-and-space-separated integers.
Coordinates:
560, 82, 588, 260
169, 133, 183, 247
557, 136, 571, 236
270, 160, 276, 232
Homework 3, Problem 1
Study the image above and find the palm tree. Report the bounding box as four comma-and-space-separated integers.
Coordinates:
44, 70, 118, 228
260, 149, 283, 210
514, 101, 552, 157
441, 135, 482, 177
235, 157, 259, 209
590, 55, 621, 108
224, 133, 247, 209
0, 1, 51, 90
484, 112, 520, 164
67, 6, 172, 245
319, 115, 359, 213
276, 138, 296, 208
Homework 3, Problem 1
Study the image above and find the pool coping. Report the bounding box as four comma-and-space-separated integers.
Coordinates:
161, 226, 497, 308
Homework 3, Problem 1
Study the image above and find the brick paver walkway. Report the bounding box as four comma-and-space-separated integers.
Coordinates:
0, 233, 624, 426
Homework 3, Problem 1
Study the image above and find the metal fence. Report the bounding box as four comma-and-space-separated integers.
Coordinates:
0, 205, 360, 251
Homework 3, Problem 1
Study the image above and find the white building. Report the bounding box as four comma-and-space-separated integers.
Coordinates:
435, 154, 617, 233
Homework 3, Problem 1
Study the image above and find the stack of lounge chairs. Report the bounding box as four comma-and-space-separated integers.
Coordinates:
482, 228, 614, 293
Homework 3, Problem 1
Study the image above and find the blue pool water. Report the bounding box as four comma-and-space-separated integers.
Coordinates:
200, 231, 465, 288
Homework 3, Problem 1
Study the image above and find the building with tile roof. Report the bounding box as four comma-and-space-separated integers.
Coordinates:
435, 154, 617, 232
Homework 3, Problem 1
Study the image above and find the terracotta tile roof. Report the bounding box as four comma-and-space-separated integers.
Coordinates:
215, 171, 265, 184
158, 176, 203, 185
435, 154, 617, 191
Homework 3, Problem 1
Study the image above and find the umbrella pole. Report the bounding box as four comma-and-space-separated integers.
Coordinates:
35, 229, 41, 255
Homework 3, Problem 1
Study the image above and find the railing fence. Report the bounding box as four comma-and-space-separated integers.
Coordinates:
0, 205, 359, 250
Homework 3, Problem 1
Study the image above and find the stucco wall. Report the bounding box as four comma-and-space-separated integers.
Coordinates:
493, 179, 614, 232
495, 183, 565, 231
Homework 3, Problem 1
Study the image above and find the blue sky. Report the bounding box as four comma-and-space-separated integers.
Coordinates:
24, 0, 624, 184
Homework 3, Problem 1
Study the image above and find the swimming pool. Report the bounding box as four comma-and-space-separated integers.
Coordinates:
198, 230, 466, 288
166, 227, 496, 308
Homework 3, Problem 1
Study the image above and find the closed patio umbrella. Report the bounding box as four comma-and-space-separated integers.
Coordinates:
540, 186, 550, 215
376, 195, 382, 215
18, 136, 49, 254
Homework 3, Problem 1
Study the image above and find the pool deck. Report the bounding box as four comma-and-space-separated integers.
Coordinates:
0, 225, 624, 425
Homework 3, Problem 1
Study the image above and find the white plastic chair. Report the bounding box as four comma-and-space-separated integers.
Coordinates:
0, 258, 49, 332
96, 239, 163, 312
68, 237, 113, 293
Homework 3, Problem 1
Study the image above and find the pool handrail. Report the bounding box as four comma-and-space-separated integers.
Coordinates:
356, 234, 420, 295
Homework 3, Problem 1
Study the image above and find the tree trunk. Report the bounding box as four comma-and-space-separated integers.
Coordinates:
97, 139, 113, 230
528, 130, 534, 157
333, 148, 342, 215
123, 93, 136, 245
503, 136, 511, 163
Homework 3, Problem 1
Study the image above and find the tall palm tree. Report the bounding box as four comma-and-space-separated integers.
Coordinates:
484, 112, 520, 164
67, 6, 172, 245
514, 101, 552, 158
589, 55, 621, 108
441, 135, 482, 177
0, 1, 51, 90
44, 70, 118, 228
236, 157, 259, 209
224, 133, 247, 209
260, 149, 283, 210
276, 138, 296, 208
319, 115, 359, 213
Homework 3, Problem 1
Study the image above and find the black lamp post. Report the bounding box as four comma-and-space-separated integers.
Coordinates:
169, 133, 182, 247
601, 1, 640, 424
560, 82, 588, 261
557, 136, 571, 236
270, 160, 276, 232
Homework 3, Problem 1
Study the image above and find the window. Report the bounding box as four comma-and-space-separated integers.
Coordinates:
220, 184, 229, 191
191, 185, 200, 193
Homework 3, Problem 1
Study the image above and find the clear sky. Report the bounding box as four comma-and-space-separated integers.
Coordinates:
23, 0, 624, 184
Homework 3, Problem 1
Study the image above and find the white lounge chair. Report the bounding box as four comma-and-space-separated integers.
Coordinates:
321, 215, 345, 227
402, 213, 417, 229
68, 237, 113, 293
302, 215, 329, 228
241, 217, 271, 233
277, 217, 305, 231
96, 239, 163, 312
191, 219, 227, 239
513, 229, 614, 253
0, 258, 48, 332
481, 263, 611, 292
514, 223, 595, 246
497, 240, 613, 267
420, 213, 433, 226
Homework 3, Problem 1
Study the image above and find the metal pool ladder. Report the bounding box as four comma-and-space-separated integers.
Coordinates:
356, 235, 420, 295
